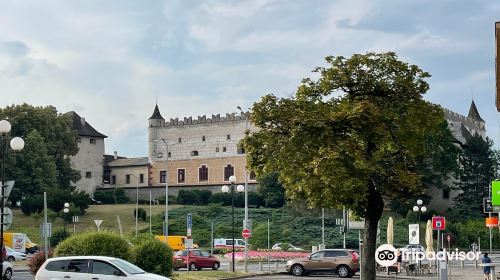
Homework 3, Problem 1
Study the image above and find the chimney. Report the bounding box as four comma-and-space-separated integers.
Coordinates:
114, 151, 118, 160
81, 117, 86, 127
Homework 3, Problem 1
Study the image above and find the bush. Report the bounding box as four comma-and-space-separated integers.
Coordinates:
207, 193, 231, 206
50, 229, 71, 247
21, 195, 44, 215
177, 190, 197, 205
114, 189, 130, 204
134, 208, 147, 221
28, 250, 53, 275
133, 239, 173, 277
94, 191, 115, 204
55, 232, 131, 260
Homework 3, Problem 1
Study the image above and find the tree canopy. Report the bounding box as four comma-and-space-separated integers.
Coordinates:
242, 52, 460, 279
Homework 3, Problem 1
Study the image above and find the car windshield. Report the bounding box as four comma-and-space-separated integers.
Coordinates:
110, 259, 145, 274
175, 251, 188, 257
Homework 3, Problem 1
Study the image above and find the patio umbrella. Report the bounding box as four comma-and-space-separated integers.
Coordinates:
387, 217, 394, 245
425, 220, 434, 253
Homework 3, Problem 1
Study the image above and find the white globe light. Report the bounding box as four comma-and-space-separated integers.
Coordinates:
237, 185, 244, 193
10, 137, 25, 151
221, 185, 229, 193
421, 206, 427, 213
63, 208, 69, 213
0, 120, 11, 134
413, 206, 419, 212
64, 202, 70, 208
417, 199, 423, 206
229, 175, 236, 183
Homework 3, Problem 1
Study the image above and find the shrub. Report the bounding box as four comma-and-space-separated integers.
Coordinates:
133, 239, 173, 277
55, 232, 131, 260
94, 191, 115, 204
28, 250, 53, 275
114, 189, 129, 204
207, 193, 231, 206
21, 195, 44, 215
195, 190, 212, 205
134, 208, 147, 221
50, 229, 71, 247
177, 190, 197, 205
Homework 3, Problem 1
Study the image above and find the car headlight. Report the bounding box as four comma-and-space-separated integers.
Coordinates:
287, 260, 292, 265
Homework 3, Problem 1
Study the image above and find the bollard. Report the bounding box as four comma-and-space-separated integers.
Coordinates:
461, 260, 464, 268
259, 262, 263, 271
228, 260, 232, 272
475, 260, 478, 268
275, 262, 279, 271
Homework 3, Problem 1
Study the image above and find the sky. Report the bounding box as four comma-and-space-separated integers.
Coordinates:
1, 0, 500, 157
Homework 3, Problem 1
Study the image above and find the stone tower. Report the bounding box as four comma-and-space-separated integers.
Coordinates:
148, 104, 165, 164
467, 100, 486, 137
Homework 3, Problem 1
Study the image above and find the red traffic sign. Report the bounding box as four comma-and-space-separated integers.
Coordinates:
432, 216, 446, 230
242, 228, 251, 239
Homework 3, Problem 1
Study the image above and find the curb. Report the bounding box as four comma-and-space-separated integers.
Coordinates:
220, 272, 285, 279
375, 274, 433, 280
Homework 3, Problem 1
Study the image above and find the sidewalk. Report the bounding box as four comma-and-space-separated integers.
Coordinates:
376, 266, 485, 280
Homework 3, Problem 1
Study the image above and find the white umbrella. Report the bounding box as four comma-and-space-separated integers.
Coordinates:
425, 220, 434, 253
387, 217, 394, 245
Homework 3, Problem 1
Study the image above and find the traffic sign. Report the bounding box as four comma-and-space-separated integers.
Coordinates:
432, 216, 446, 230
484, 198, 494, 213
242, 228, 251, 239
41, 223, 52, 238
2, 181, 14, 204
187, 213, 192, 237
94, 219, 103, 231
186, 238, 194, 249
492, 181, 500, 206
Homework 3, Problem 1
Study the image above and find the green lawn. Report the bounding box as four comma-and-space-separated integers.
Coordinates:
9, 204, 180, 244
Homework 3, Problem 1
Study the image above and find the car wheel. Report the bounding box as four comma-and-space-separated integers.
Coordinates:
6, 257, 14, 263
212, 262, 220, 270
3, 268, 12, 280
189, 263, 196, 271
337, 265, 352, 278
291, 264, 304, 276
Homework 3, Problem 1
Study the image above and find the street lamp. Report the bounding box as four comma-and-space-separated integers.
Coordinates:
0, 120, 24, 270
412, 199, 427, 223
158, 138, 179, 237
237, 105, 250, 272
222, 175, 244, 273
63, 203, 69, 232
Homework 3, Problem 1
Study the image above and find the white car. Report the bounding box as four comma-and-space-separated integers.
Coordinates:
272, 243, 305, 251
1, 261, 13, 280
5, 246, 27, 262
36, 256, 170, 280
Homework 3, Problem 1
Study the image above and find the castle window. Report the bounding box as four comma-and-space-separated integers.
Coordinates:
199, 165, 208, 182
90, 138, 96, 144
442, 189, 450, 199
168, 152, 171, 158
111, 175, 116, 185
223, 147, 227, 152
191, 151, 199, 156
216, 147, 219, 153
157, 152, 163, 158
249, 171, 256, 181
178, 138, 182, 143
139, 174, 144, 183
227, 135, 231, 140
237, 147, 245, 154
75, 137, 81, 143
160, 171, 166, 183
178, 169, 186, 183
202, 136, 206, 141
86, 172, 92, 178
224, 164, 234, 181
126, 175, 130, 184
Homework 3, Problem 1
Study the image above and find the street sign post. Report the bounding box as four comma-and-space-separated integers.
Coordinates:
484, 198, 494, 213
242, 228, 251, 239
94, 219, 103, 231
409, 224, 419, 245
492, 181, 500, 206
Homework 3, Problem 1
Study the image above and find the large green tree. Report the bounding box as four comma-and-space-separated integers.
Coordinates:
454, 133, 496, 216
0, 104, 81, 204
242, 52, 459, 279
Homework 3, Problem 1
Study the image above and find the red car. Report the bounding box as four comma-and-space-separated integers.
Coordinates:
173, 249, 220, 271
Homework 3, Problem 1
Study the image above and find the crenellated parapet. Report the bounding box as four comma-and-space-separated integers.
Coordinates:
166, 113, 247, 127
443, 108, 484, 131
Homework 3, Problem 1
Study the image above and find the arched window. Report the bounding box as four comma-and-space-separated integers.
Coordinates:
224, 164, 234, 181
199, 165, 209, 182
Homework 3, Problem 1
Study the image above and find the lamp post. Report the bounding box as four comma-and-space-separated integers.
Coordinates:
0, 120, 25, 269
159, 138, 179, 236
63, 203, 69, 233
237, 105, 250, 272
412, 199, 427, 223
222, 175, 244, 273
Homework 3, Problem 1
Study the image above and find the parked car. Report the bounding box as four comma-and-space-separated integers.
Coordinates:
286, 249, 358, 278
5, 246, 26, 262
399, 244, 425, 254
173, 249, 220, 271
2, 261, 13, 280
272, 243, 305, 251
35, 256, 170, 280
213, 238, 246, 249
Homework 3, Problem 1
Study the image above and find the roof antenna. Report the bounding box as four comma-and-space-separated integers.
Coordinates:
470, 88, 474, 101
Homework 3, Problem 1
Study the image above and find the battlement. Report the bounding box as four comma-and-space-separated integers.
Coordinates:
442, 108, 484, 131
165, 113, 247, 127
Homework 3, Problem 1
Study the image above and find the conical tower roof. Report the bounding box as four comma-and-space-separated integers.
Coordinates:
149, 104, 164, 120
467, 100, 484, 122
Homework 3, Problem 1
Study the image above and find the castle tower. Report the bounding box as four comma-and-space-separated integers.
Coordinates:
148, 104, 165, 164
467, 100, 486, 137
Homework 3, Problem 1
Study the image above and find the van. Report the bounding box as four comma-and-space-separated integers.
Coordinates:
3, 232, 38, 254
155, 235, 187, 251
213, 238, 246, 249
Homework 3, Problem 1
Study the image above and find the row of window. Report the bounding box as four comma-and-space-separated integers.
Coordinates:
177, 134, 233, 144
159, 164, 256, 184
110, 174, 144, 185
158, 147, 245, 158
76, 138, 97, 144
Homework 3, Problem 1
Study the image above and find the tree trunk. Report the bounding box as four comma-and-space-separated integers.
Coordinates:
361, 188, 384, 280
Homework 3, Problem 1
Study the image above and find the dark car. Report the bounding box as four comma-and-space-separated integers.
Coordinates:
286, 249, 359, 278
173, 249, 220, 271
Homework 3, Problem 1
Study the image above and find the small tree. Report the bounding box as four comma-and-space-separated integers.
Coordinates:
55, 232, 131, 260
133, 239, 173, 277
